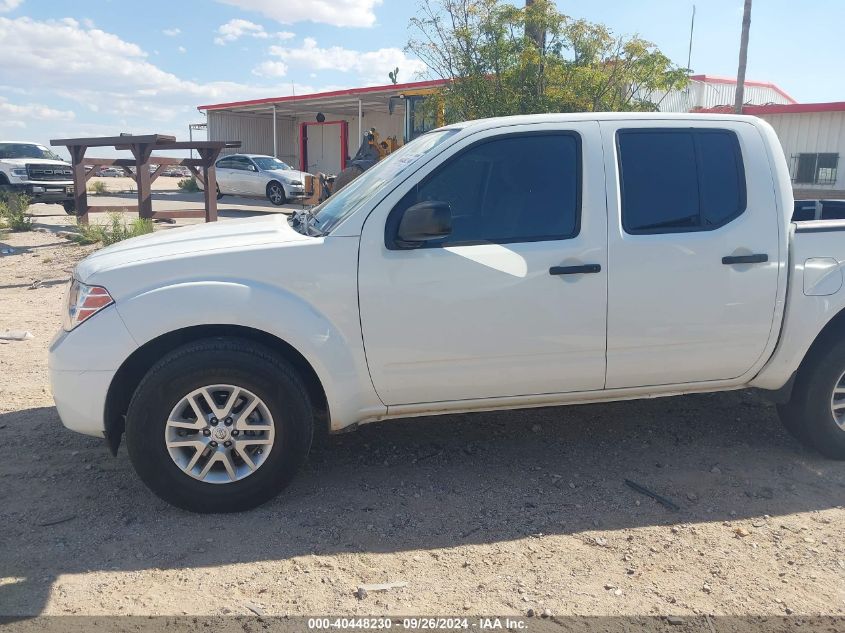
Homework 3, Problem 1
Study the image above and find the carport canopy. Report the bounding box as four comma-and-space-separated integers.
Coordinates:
197, 78, 448, 158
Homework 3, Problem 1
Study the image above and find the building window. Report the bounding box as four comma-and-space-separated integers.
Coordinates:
794, 153, 839, 185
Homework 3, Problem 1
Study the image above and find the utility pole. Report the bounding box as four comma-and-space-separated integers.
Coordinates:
686, 5, 696, 73
524, 0, 545, 52
734, 0, 752, 114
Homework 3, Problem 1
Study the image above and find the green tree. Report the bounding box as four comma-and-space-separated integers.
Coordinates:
407, 0, 688, 122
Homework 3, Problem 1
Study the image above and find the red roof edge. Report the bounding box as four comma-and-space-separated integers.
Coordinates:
197, 78, 451, 111
688, 74, 797, 104
695, 102, 845, 115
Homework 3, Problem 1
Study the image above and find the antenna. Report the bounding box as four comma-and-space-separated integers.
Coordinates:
687, 4, 696, 73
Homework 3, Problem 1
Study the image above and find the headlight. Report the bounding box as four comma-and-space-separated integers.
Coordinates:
63, 279, 114, 331
11, 168, 27, 177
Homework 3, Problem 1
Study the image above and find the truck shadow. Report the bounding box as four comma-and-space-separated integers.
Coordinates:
2, 390, 844, 616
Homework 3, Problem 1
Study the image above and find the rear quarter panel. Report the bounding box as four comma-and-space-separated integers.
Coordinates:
752, 222, 845, 389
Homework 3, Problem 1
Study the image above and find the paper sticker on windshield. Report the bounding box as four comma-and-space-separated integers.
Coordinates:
379, 153, 424, 179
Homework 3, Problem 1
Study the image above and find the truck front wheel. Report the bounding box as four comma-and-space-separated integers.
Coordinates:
63, 200, 77, 215
777, 337, 845, 459
124, 338, 314, 512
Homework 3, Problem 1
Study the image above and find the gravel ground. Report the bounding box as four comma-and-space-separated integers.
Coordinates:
1, 206, 844, 622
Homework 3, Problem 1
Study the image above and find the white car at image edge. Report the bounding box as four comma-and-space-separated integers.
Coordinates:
211, 154, 309, 205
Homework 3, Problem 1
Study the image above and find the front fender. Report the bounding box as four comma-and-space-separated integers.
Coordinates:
115, 278, 385, 429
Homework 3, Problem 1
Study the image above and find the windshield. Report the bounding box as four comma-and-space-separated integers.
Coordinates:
0, 143, 63, 161
312, 129, 460, 234
253, 157, 291, 171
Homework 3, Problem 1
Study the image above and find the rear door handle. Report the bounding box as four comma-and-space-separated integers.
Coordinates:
549, 264, 602, 275
722, 254, 768, 265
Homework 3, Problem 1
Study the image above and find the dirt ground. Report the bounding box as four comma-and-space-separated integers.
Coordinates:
1, 205, 845, 623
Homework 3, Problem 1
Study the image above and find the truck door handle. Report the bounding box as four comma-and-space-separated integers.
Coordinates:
549, 264, 602, 275
721, 254, 768, 265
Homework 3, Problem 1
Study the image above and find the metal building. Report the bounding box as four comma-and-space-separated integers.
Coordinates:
643, 74, 795, 112
700, 102, 845, 200
197, 79, 447, 176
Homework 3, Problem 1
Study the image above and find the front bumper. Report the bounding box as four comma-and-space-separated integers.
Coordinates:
48, 304, 138, 438
286, 184, 307, 199
49, 367, 115, 437
6, 181, 74, 202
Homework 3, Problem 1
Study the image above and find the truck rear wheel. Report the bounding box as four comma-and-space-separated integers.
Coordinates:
777, 337, 845, 459
124, 338, 314, 512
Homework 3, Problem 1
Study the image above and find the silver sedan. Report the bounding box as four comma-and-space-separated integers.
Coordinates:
215, 154, 309, 205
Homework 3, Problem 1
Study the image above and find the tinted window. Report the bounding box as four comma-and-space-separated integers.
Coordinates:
216, 158, 237, 169
231, 157, 255, 171
253, 157, 290, 171
618, 129, 746, 234
389, 133, 580, 246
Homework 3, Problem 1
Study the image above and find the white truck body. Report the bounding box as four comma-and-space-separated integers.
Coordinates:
0, 141, 74, 209
47, 113, 845, 511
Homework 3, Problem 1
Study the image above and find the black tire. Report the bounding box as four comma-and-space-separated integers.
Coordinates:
63, 200, 77, 215
333, 165, 364, 192
216, 184, 223, 200
777, 336, 845, 459
266, 181, 286, 206
125, 338, 314, 512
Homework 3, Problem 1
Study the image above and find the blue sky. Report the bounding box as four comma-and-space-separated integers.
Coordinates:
0, 0, 841, 157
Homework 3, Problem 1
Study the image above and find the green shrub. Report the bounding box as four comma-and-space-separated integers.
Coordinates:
177, 177, 200, 192
0, 191, 33, 231
71, 212, 154, 246
88, 180, 108, 194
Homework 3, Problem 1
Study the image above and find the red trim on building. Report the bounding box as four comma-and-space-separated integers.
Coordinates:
696, 102, 845, 115
688, 74, 797, 104
198, 79, 450, 112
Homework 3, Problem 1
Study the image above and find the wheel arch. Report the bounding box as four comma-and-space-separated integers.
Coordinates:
798, 306, 845, 376
105, 324, 329, 455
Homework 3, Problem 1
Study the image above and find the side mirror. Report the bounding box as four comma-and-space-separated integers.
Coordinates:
394, 201, 452, 249
249, 165, 258, 172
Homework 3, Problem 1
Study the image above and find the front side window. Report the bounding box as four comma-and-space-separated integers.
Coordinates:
617, 128, 746, 234
389, 132, 581, 246
232, 157, 255, 171
253, 157, 291, 171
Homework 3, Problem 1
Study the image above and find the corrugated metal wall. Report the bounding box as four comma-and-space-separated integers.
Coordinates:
208, 111, 274, 156
761, 111, 845, 196
210, 108, 405, 174
644, 80, 792, 113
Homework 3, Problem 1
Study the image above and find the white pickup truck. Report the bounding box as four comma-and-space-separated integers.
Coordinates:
49, 113, 845, 512
0, 141, 75, 213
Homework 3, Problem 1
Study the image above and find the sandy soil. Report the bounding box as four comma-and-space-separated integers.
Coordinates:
1, 206, 844, 622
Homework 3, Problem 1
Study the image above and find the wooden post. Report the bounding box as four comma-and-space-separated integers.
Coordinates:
131, 142, 154, 219
69, 145, 89, 224
201, 149, 218, 222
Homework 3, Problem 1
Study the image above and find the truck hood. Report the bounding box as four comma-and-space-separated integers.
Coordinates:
0, 157, 70, 167
75, 214, 311, 282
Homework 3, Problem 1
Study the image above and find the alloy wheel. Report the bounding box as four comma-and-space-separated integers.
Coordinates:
164, 384, 275, 484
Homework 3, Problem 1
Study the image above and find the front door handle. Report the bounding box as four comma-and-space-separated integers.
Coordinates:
549, 264, 602, 275
722, 253, 768, 265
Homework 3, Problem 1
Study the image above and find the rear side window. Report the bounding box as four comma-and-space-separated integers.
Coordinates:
388, 132, 581, 247
617, 129, 746, 234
